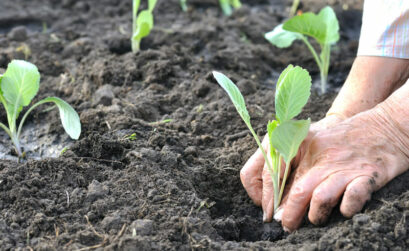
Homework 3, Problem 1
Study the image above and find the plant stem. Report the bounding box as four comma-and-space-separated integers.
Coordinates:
0, 122, 12, 138
131, 0, 140, 53
320, 70, 327, 94
278, 160, 291, 205
300, 36, 322, 70
320, 44, 331, 94
289, 0, 300, 17
11, 133, 22, 157
180, 0, 187, 11
131, 39, 140, 53
219, 0, 233, 16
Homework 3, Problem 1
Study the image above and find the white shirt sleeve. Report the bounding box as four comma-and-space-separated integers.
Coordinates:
358, 0, 409, 59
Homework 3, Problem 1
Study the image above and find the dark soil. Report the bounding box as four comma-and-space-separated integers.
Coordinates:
1, 0, 408, 250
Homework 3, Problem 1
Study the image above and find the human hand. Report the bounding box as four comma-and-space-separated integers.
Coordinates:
277, 105, 409, 232
240, 114, 344, 222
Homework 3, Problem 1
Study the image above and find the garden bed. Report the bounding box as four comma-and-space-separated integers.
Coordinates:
1, 0, 409, 250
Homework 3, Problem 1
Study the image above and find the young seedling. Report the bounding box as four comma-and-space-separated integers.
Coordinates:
131, 0, 158, 53
180, 0, 187, 12
0, 60, 81, 158
219, 0, 242, 16
265, 6, 339, 94
213, 65, 311, 214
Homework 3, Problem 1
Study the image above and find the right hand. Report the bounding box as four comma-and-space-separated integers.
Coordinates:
240, 114, 344, 222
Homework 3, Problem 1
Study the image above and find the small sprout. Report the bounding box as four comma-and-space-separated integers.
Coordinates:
149, 119, 172, 126
42, 21, 48, 34
131, 0, 158, 53
219, 0, 242, 16
213, 65, 311, 214
0, 60, 81, 158
180, 0, 187, 12
196, 104, 204, 113
265, 6, 339, 93
16, 43, 31, 60
126, 133, 137, 141
60, 147, 68, 156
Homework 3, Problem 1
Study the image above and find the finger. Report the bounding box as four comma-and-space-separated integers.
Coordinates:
240, 135, 269, 206
262, 165, 274, 222
340, 175, 374, 218
308, 173, 351, 225
282, 167, 326, 232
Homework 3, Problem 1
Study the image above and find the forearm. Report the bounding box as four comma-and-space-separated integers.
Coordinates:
327, 56, 409, 119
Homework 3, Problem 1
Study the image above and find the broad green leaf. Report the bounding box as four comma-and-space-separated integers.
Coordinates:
275, 66, 311, 122
1, 60, 40, 108
212, 71, 250, 125
283, 13, 327, 45
276, 64, 293, 90
34, 97, 81, 139
318, 6, 339, 44
265, 24, 303, 48
148, 0, 158, 12
270, 119, 310, 164
133, 11, 154, 40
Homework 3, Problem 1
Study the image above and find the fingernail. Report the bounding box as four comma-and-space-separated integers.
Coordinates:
263, 211, 267, 222
274, 207, 283, 222
283, 226, 291, 233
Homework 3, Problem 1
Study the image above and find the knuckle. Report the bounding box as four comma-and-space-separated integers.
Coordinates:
290, 185, 307, 201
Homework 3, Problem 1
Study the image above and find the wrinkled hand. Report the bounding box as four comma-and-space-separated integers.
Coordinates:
240, 114, 344, 222
241, 105, 409, 232
278, 106, 409, 231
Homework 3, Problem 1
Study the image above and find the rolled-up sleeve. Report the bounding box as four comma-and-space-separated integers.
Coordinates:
358, 0, 409, 59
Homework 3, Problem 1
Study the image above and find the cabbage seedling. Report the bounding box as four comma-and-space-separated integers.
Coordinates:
213, 65, 311, 213
265, 6, 339, 93
219, 0, 242, 16
0, 60, 81, 157
131, 0, 158, 52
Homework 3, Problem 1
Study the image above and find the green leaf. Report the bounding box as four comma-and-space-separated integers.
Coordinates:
275, 65, 311, 122
318, 6, 339, 44
283, 12, 327, 45
148, 0, 158, 12
270, 119, 310, 164
265, 24, 303, 48
35, 97, 81, 139
212, 71, 250, 125
133, 10, 154, 40
1, 60, 40, 108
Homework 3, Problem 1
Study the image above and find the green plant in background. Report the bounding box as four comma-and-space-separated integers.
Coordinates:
289, 0, 300, 17
219, 0, 242, 16
131, 0, 158, 53
265, 6, 339, 94
213, 65, 311, 213
180, 0, 187, 12
0, 60, 81, 158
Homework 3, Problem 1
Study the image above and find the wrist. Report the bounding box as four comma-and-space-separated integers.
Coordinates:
328, 56, 409, 119
374, 87, 409, 159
